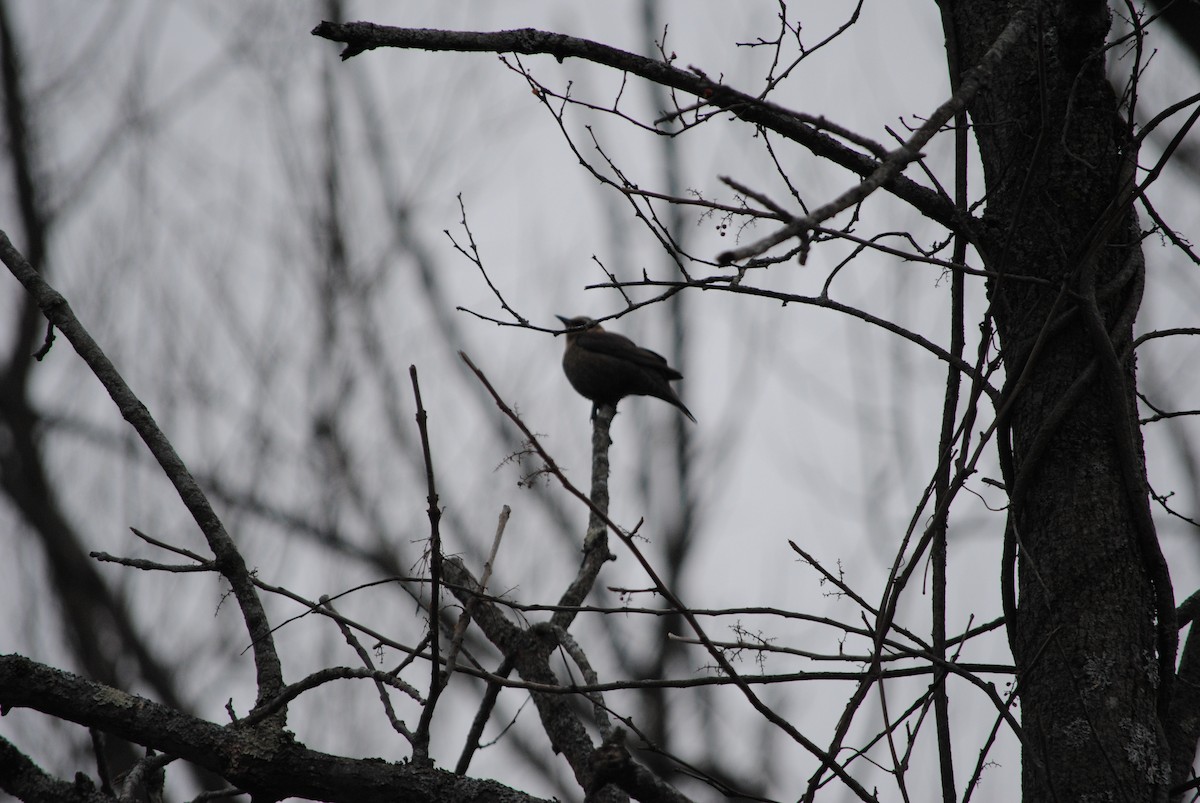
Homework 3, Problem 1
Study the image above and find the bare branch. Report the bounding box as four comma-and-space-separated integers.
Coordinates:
716, 3, 1035, 264
0, 655, 547, 803
0, 232, 286, 717
310, 21, 960, 232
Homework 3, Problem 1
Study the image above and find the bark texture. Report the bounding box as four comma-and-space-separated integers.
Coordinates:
944, 2, 1171, 799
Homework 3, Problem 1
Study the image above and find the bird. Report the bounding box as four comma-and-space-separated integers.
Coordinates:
556, 315, 696, 423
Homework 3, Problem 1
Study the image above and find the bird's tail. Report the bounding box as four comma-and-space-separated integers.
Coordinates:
663, 391, 696, 423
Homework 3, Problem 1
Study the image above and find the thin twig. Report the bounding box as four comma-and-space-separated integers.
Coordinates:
409, 365, 443, 766
321, 595, 414, 742
717, 4, 1036, 265
445, 506, 511, 676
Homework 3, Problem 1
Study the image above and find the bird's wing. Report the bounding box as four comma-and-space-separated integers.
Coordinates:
574, 331, 683, 379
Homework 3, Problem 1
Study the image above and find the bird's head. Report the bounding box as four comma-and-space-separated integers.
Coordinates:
555, 315, 602, 344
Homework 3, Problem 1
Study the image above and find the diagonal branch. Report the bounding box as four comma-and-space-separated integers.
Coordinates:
716, 1, 1034, 264
0, 655, 551, 803
0, 232, 285, 717
311, 21, 961, 233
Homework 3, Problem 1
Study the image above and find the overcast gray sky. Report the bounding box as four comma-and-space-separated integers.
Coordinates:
2, 3, 1198, 800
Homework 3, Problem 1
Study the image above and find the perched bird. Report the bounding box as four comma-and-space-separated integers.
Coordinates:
556, 315, 696, 423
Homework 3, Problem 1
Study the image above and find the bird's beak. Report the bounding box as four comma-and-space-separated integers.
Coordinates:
555, 315, 572, 327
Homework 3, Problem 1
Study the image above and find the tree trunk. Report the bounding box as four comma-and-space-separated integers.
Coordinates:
943, 2, 1172, 799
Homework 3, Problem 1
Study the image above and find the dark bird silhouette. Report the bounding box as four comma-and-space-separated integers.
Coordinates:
556, 315, 696, 423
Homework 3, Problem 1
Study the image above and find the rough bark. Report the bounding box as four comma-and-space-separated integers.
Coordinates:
943, 2, 1171, 799
0, 655, 550, 803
